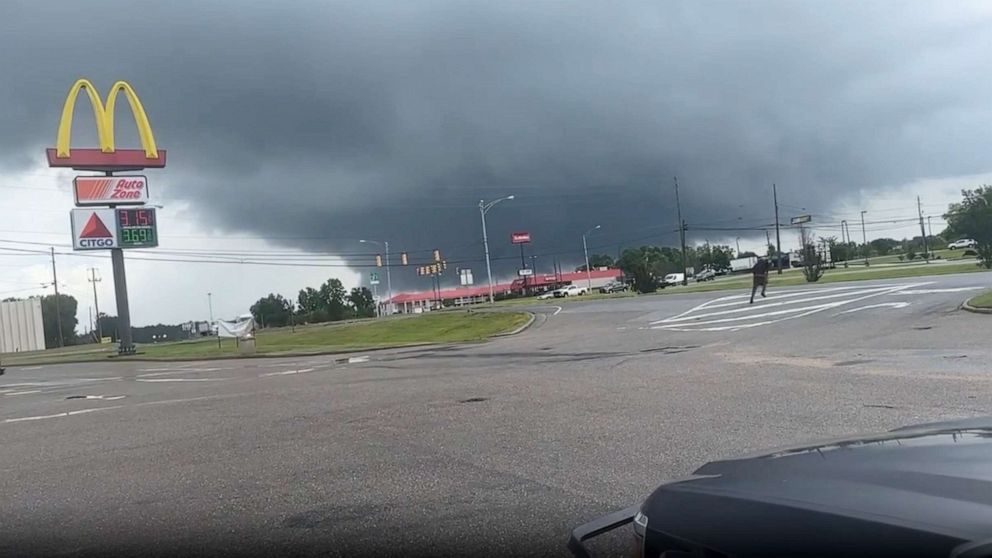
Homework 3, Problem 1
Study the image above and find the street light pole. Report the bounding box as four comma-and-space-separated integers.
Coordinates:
207, 292, 214, 324
582, 225, 601, 290
479, 195, 515, 304
735, 236, 741, 256
860, 210, 869, 267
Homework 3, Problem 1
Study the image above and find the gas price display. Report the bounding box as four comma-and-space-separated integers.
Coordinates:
116, 208, 158, 248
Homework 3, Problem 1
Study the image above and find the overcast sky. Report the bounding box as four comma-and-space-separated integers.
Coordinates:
2, 1, 991, 327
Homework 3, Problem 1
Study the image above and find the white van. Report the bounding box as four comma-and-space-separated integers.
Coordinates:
663, 273, 685, 286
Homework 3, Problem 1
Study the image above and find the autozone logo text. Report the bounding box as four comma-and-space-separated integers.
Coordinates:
75, 176, 147, 204
110, 179, 145, 199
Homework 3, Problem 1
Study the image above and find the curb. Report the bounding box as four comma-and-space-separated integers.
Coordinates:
962, 297, 992, 315
0, 342, 442, 368
493, 312, 536, 337
1, 312, 534, 368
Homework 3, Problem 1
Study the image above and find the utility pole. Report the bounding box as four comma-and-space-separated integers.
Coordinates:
764, 229, 771, 256
773, 183, 782, 274
840, 220, 849, 268
917, 196, 929, 262
673, 176, 688, 285
927, 216, 934, 245
860, 210, 869, 266
735, 236, 742, 255
582, 225, 601, 290
50, 247, 64, 347
88, 267, 102, 340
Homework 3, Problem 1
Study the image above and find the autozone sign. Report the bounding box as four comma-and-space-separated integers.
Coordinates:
71, 208, 118, 250
510, 231, 531, 244
74, 176, 148, 206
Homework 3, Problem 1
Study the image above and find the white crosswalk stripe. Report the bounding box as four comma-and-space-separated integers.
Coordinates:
651, 282, 931, 332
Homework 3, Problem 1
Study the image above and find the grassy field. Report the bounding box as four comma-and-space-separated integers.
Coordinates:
1, 311, 530, 366
967, 290, 992, 309
865, 248, 974, 265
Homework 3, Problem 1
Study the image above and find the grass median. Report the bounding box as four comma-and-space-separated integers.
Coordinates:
1, 311, 531, 366
967, 290, 992, 309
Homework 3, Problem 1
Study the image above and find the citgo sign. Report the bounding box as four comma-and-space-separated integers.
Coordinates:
70, 208, 118, 250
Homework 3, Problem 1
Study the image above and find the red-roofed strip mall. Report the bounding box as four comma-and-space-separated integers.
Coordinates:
384, 268, 622, 313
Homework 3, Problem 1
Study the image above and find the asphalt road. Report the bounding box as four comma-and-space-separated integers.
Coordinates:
2, 272, 991, 557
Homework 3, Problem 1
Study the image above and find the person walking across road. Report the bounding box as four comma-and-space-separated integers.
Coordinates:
750, 257, 771, 304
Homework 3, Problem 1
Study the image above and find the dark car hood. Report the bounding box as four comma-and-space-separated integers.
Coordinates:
643, 417, 992, 547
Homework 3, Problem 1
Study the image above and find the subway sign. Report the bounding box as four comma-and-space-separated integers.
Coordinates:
71, 208, 158, 250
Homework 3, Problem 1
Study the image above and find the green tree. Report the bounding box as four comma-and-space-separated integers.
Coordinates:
297, 287, 322, 314
799, 229, 825, 282
618, 246, 681, 293
40, 293, 78, 348
250, 293, 293, 328
96, 313, 119, 342
944, 186, 992, 268
869, 237, 899, 256
319, 278, 349, 321
575, 254, 615, 272
348, 287, 376, 318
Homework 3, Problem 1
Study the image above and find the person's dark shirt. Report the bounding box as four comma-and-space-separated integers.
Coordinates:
752, 259, 770, 275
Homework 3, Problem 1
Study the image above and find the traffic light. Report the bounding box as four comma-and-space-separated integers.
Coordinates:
433, 249, 441, 262
441, 260, 448, 271
375, 254, 383, 267
401, 252, 409, 266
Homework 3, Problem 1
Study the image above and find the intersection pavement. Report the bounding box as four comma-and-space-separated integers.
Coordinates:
1, 272, 991, 557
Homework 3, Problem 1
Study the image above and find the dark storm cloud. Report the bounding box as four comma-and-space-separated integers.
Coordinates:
3, 1, 992, 282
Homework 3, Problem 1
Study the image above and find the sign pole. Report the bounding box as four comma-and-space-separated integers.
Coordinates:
107, 172, 135, 355
111, 244, 134, 354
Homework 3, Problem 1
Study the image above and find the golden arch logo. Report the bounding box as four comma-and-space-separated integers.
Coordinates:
47, 78, 166, 170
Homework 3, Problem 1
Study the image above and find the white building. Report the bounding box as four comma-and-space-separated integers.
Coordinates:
0, 298, 46, 353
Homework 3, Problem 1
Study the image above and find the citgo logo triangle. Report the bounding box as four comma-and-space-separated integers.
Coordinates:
80, 213, 113, 238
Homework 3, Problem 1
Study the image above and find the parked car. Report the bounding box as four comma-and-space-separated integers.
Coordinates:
598, 280, 628, 294
662, 273, 685, 286
569, 416, 992, 558
949, 238, 977, 249
694, 268, 716, 282
553, 284, 586, 297
536, 290, 556, 300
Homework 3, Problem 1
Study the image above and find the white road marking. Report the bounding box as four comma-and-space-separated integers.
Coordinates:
4, 390, 41, 396
138, 367, 227, 373
3, 406, 124, 424
651, 285, 915, 325
552, 306, 563, 316
20, 366, 43, 371
259, 368, 315, 377
69, 394, 127, 400
889, 287, 983, 294
655, 283, 918, 332
347, 356, 370, 364
135, 378, 231, 383
138, 393, 253, 406
834, 302, 911, 315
